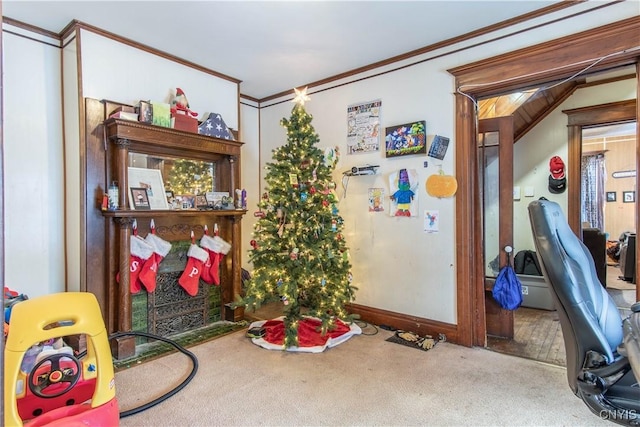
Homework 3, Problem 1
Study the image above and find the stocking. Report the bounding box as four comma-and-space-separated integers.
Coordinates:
139, 228, 172, 293
199, 226, 215, 285
116, 220, 154, 294
200, 224, 231, 286
178, 243, 209, 296
117, 235, 154, 294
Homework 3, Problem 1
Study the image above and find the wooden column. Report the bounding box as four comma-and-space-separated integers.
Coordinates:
224, 214, 244, 321
111, 216, 136, 359
229, 155, 237, 202
112, 138, 130, 209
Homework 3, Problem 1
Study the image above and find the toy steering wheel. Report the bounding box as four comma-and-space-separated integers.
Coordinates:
27, 353, 81, 398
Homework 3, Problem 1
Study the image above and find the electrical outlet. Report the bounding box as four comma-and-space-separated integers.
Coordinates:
521, 286, 529, 296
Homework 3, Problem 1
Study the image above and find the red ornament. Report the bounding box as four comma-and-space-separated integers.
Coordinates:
322, 199, 329, 207
310, 186, 317, 195
250, 239, 258, 249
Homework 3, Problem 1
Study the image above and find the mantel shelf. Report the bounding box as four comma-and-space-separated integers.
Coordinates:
104, 118, 244, 161
102, 209, 247, 218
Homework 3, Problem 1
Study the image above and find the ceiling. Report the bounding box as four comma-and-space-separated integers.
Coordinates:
3, 0, 559, 100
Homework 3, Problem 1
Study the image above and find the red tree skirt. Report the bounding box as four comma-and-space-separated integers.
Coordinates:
248, 316, 362, 352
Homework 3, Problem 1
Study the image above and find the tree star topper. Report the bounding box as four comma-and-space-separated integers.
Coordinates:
292, 87, 311, 106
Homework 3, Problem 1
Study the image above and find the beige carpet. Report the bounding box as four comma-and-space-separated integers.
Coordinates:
115, 326, 610, 426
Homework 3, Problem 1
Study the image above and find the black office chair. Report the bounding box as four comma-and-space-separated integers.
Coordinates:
528, 200, 640, 425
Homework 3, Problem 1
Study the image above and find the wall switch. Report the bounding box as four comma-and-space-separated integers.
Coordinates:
513, 186, 521, 200
524, 186, 535, 197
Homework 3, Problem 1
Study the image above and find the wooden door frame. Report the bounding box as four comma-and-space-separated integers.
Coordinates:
563, 99, 637, 235
449, 17, 640, 347
478, 117, 515, 343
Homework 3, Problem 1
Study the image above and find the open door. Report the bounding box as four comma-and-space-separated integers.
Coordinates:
478, 116, 515, 339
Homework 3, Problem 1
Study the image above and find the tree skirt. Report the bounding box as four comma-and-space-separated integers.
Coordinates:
248, 316, 361, 353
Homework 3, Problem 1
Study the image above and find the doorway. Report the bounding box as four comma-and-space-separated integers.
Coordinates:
448, 18, 640, 349
582, 122, 637, 319
479, 98, 636, 365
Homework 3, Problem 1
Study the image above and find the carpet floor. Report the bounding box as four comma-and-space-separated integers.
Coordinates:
116, 325, 610, 426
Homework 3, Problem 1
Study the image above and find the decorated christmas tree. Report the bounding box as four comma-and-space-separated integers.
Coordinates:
240, 88, 356, 348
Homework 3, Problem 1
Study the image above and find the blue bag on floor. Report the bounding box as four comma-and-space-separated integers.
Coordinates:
492, 265, 523, 310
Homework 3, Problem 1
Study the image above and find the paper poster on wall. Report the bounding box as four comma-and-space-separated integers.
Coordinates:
424, 210, 439, 233
368, 188, 385, 212
346, 99, 381, 155
389, 168, 419, 217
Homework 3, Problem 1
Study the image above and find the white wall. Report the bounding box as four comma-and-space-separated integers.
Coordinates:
2, 25, 65, 297
239, 98, 260, 269
256, 2, 639, 324
513, 78, 637, 254
80, 31, 238, 129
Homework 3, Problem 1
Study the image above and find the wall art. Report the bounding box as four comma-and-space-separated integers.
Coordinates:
385, 121, 426, 158
346, 99, 381, 155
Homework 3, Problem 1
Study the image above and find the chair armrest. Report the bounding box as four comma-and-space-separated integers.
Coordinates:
623, 309, 640, 376
578, 351, 631, 395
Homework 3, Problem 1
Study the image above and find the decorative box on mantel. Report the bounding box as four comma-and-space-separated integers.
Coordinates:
173, 112, 198, 133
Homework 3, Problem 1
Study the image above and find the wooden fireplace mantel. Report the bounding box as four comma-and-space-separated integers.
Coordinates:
84, 98, 246, 359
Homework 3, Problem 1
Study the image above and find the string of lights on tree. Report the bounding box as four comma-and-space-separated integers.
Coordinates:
166, 160, 214, 195
236, 87, 356, 348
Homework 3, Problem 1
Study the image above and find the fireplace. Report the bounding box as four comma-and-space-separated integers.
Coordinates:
131, 242, 223, 342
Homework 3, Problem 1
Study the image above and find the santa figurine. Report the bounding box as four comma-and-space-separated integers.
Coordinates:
171, 87, 198, 117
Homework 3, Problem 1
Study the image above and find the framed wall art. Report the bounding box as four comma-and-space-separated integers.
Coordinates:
623, 191, 635, 203
384, 120, 426, 158
606, 191, 616, 202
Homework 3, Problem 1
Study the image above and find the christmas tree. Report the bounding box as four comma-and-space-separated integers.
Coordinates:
241, 88, 356, 348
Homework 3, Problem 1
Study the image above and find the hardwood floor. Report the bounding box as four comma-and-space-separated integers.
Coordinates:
487, 265, 636, 366
487, 307, 565, 366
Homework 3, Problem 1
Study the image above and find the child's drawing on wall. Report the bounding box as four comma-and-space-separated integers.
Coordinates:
368, 188, 385, 212
389, 168, 418, 217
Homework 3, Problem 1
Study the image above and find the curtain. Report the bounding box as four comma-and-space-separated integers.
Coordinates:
581, 153, 606, 230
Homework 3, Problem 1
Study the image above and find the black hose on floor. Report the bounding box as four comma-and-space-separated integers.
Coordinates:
79, 330, 199, 418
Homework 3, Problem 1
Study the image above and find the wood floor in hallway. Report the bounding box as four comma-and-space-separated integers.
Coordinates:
487, 307, 565, 366
487, 265, 636, 366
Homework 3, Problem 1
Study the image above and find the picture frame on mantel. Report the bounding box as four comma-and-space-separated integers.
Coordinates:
128, 167, 170, 210
130, 187, 151, 210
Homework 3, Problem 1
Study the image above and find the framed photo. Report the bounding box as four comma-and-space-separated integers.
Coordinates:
130, 187, 151, 210
195, 194, 208, 209
127, 167, 170, 210
606, 191, 616, 202
176, 195, 195, 210
623, 191, 635, 203
385, 121, 426, 158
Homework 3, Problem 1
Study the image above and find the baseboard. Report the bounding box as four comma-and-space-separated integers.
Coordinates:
347, 303, 461, 345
